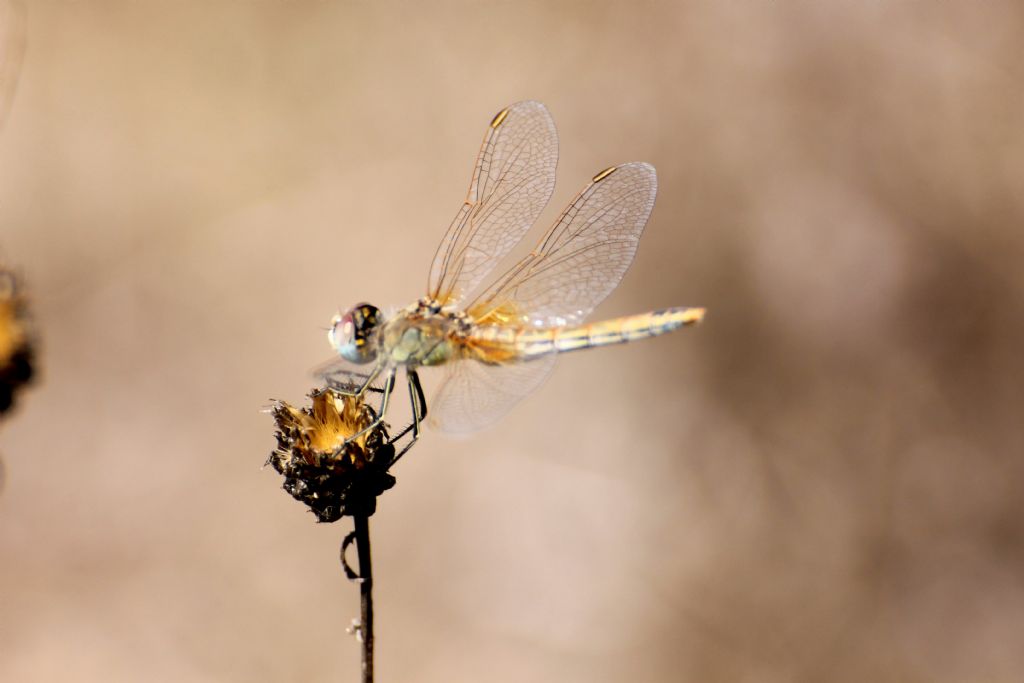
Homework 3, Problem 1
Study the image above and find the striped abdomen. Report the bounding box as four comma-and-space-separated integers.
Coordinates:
465, 307, 705, 363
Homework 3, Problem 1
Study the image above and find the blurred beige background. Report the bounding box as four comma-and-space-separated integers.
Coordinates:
2, 1, 1023, 681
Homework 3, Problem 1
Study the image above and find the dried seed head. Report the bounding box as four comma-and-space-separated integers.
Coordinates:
0, 266, 35, 417
268, 388, 395, 523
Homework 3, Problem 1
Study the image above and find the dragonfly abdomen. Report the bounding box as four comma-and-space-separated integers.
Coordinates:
468, 307, 705, 363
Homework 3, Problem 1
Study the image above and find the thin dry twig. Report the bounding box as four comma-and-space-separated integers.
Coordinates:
342, 515, 375, 683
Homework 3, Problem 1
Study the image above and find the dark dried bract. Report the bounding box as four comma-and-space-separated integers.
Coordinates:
0, 267, 35, 417
268, 388, 395, 523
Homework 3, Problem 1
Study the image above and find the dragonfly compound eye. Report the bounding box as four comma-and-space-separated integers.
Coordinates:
331, 303, 382, 364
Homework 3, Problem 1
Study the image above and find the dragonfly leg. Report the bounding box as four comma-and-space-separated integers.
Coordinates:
341, 369, 395, 448
390, 368, 427, 464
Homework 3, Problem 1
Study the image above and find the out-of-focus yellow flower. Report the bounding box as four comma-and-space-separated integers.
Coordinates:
0, 267, 35, 417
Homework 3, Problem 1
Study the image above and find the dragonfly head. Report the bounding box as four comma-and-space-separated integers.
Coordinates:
328, 303, 383, 364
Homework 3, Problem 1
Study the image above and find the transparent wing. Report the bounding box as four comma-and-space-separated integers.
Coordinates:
429, 355, 556, 435
0, 0, 25, 133
468, 162, 657, 328
427, 101, 558, 307
312, 355, 390, 394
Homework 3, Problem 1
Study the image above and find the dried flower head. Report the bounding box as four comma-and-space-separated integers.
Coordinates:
268, 388, 396, 522
0, 266, 35, 417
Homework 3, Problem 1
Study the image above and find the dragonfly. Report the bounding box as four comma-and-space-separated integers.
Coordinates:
320, 100, 704, 454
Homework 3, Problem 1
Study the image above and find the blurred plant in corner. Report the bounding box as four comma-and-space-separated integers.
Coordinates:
0, 266, 34, 417
0, 0, 28, 421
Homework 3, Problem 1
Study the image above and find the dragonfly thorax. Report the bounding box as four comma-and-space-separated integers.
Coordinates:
329, 303, 384, 364
374, 301, 462, 368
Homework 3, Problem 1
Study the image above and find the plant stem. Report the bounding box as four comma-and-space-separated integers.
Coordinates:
353, 514, 374, 683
